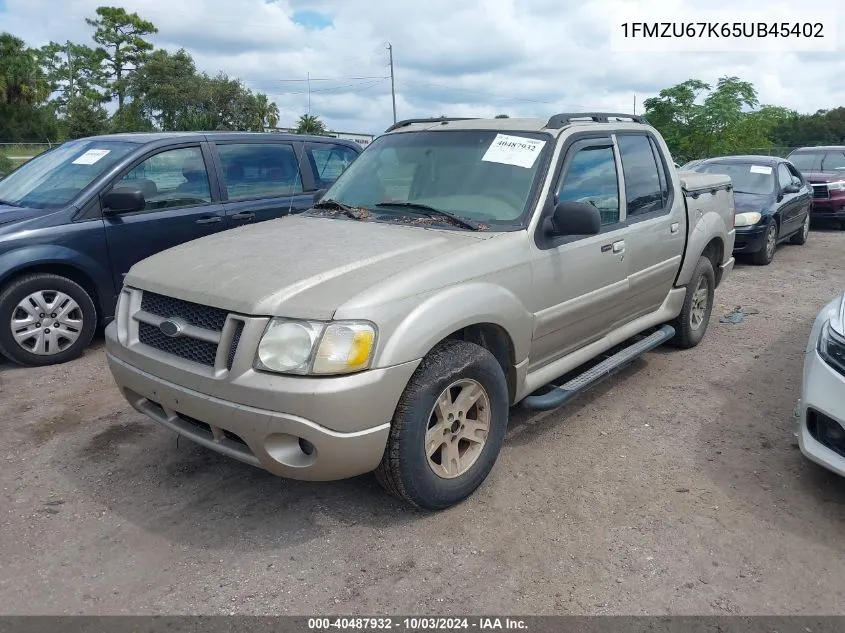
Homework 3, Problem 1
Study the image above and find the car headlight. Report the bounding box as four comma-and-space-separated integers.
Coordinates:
734, 211, 762, 227
826, 180, 845, 191
818, 319, 845, 376
255, 318, 377, 375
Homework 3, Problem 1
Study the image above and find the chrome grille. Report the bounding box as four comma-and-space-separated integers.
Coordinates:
141, 291, 228, 331
812, 184, 829, 200
138, 322, 219, 367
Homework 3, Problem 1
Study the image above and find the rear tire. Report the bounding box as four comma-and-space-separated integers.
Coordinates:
790, 213, 810, 245
667, 256, 715, 350
375, 340, 509, 510
751, 220, 778, 265
0, 273, 97, 367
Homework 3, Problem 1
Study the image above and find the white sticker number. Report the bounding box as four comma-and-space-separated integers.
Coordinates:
749, 165, 772, 175
72, 149, 111, 165
481, 134, 546, 169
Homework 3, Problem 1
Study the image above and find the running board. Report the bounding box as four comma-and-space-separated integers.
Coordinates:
519, 324, 676, 411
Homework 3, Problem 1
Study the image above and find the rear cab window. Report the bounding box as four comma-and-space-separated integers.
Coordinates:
616, 133, 668, 220
215, 143, 304, 201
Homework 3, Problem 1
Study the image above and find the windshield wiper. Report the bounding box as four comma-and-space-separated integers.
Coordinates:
0, 199, 21, 207
311, 199, 368, 220
375, 202, 481, 231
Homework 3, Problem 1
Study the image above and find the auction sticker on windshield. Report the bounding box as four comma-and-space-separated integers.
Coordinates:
72, 149, 111, 165
750, 165, 773, 174
482, 134, 546, 169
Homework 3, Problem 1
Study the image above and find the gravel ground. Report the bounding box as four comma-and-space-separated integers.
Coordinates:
1, 228, 844, 616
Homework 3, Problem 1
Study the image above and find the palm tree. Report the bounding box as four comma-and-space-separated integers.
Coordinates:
295, 113, 327, 135
255, 93, 279, 130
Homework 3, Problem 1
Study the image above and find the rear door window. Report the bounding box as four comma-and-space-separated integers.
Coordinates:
305, 143, 359, 188
616, 134, 666, 218
216, 143, 303, 201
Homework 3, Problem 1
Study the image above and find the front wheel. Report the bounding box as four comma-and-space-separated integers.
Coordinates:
375, 340, 509, 510
0, 273, 97, 367
667, 256, 715, 349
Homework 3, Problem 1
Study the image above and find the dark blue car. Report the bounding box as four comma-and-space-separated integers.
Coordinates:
0, 132, 361, 367
689, 155, 813, 265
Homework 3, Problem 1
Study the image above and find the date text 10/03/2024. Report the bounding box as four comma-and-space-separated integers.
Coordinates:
307, 617, 529, 630
620, 22, 825, 38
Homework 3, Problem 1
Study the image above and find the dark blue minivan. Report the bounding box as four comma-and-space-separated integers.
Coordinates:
0, 132, 361, 367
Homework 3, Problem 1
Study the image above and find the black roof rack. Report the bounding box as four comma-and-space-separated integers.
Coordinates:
545, 112, 648, 129
384, 117, 479, 133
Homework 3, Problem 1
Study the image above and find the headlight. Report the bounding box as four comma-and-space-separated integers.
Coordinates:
818, 320, 845, 376
826, 180, 845, 191
734, 211, 762, 227
255, 318, 377, 375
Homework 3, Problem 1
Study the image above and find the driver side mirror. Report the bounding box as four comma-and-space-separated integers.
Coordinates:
545, 201, 602, 237
313, 188, 328, 204
782, 183, 801, 194
103, 188, 145, 214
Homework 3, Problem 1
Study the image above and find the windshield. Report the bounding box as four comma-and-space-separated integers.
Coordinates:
692, 162, 774, 195
313, 129, 551, 230
787, 152, 823, 172
0, 139, 136, 209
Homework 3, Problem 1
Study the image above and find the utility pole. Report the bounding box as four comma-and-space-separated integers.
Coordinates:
307, 71, 311, 115
66, 41, 74, 101
387, 42, 396, 124
633, 94, 636, 115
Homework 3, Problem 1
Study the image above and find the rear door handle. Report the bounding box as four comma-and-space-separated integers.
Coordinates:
230, 211, 255, 221
195, 216, 222, 225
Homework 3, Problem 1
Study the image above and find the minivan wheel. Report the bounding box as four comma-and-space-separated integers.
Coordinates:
0, 273, 97, 367
667, 256, 715, 350
375, 340, 509, 510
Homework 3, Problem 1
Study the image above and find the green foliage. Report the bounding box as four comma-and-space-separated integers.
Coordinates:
0, 154, 13, 177
38, 41, 107, 111
295, 114, 328, 135
495, 114, 509, 118
64, 96, 109, 138
86, 5, 158, 109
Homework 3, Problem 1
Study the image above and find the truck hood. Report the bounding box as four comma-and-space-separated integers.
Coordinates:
124, 215, 498, 320
802, 171, 845, 184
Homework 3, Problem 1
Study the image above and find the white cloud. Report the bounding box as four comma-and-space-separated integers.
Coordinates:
4, 0, 845, 135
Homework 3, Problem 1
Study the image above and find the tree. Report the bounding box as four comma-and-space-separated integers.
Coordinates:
494, 113, 509, 118
38, 41, 106, 111
64, 96, 109, 138
255, 93, 280, 130
0, 33, 57, 142
295, 113, 327, 135
86, 6, 157, 109
130, 48, 199, 130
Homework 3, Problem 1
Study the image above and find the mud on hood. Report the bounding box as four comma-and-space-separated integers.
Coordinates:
124, 215, 495, 320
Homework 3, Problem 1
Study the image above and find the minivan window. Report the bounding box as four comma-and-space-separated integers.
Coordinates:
316, 130, 551, 229
216, 143, 303, 201
113, 146, 211, 211
306, 143, 358, 187
0, 139, 135, 209
617, 134, 664, 217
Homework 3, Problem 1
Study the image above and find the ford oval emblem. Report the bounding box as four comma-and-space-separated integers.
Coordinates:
159, 318, 185, 338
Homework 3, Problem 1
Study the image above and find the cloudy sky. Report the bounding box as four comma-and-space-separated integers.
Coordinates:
2, 0, 844, 136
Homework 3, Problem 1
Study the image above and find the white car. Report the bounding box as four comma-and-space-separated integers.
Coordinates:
795, 291, 845, 476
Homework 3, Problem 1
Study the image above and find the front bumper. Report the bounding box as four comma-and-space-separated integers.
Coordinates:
810, 194, 845, 220
732, 224, 768, 254
106, 321, 420, 481
796, 312, 845, 477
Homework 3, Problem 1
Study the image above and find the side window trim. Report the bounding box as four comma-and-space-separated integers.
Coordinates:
614, 132, 672, 223
102, 143, 215, 216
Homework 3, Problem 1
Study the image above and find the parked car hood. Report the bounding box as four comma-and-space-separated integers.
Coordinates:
0, 204, 45, 227
733, 191, 774, 213
801, 171, 845, 184
124, 215, 501, 320
832, 292, 845, 337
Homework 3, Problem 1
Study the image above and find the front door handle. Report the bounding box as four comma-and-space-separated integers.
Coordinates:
230, 211, 255, 221
195, 216, 223, 225
612, 239, 625, 253
670, 222, 680, 234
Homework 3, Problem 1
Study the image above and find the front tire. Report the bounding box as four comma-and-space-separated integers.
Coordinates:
667, 256, 715, 349
751, 220, 778, 265
790, 213, 810, 245
0, 273, 97, 367
375, 340, 509, 510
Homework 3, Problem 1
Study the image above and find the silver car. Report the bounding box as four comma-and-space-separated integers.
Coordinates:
795, 291, 845, 476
